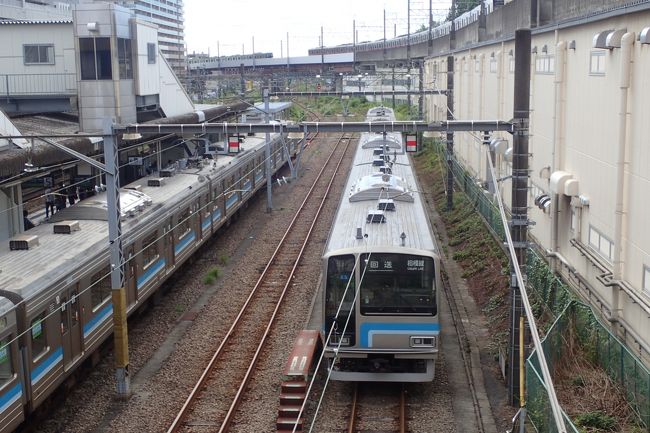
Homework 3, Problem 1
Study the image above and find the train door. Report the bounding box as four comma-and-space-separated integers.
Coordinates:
124, 246, 137, 307
61, 286, 83, 370
165, 217, 175, 268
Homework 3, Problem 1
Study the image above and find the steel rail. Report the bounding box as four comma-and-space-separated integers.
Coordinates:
399, 385, 407, 433
218, 132, 352, 433
347, 383, 359, 433
440, 268, 486, 433
166, 132, 351, 433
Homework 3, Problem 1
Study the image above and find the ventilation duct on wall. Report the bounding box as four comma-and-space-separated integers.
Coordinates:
593, 29, 614, 49
605, 29, 627, 48
639, 27, 650, 44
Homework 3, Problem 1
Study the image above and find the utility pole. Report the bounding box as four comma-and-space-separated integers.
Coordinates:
102, 120, 129, 398
429, 0, 433, 54
383, 9, 387, 59
264, 87, 272, 212
508, 28, 532, 407
352, 20, 356, 74
446, 0, 457, 210
418, 62, 424, 118
446, 55, 454, 210
407, 0, 411, 70
320, 26, 324, 75
391, 65, 396, 109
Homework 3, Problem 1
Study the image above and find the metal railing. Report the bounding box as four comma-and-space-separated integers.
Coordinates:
0, 73, 76, 98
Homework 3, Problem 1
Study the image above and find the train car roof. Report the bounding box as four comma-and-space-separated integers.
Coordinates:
325, 125, 437, 256
0, 133, 275, 303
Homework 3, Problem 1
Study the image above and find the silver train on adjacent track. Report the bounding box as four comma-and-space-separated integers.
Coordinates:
322, 107, 441, 382
0, 132, 297, 432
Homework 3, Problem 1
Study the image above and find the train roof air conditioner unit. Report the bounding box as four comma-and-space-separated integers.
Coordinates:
148, 178, 165, 187
366, 209, 386, 223
9, 234, 39, 250
53, 220, 80, 234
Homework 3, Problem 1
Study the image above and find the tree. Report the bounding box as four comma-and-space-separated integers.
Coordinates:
445, 0, 482, 22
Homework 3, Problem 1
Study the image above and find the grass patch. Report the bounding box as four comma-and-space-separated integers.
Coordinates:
203, 267, 221, 285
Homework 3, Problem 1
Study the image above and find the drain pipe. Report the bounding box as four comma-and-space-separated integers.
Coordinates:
550, 39, 567, 270
611, 32, 635, 322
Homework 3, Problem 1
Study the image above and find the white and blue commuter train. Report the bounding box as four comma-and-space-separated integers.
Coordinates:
322, 107, 441, 382
0, 132, 296, 432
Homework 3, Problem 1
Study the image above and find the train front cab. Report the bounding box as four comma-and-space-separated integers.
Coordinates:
322, 249, 440, 382
0, 304, 24, 433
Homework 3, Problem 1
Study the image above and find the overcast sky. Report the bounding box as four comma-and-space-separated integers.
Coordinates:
184, 0, 452, 58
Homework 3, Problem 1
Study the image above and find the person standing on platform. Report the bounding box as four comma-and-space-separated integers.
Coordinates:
67, 184, 77, 206
56, 184, 67, 211
45, 187, 55, 219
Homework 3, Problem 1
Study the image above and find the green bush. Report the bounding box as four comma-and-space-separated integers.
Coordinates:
574, 411, 616, 431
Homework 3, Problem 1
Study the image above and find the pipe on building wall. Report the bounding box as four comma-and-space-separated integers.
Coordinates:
550, 40, 567, 267
611, 32, 635, 321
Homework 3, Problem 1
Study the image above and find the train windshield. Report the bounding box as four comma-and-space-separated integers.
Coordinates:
325, 255, 356, 336
360, 253, 436, 315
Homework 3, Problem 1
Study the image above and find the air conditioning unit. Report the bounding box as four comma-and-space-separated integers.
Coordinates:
148, 178, 165, 187
53, 220, 80, 234
378, 199, 395, 211
9, 235, 39, 250
366, 209, 386, 223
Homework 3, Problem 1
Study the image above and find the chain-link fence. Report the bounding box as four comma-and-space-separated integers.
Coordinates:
432, 143, 650, 431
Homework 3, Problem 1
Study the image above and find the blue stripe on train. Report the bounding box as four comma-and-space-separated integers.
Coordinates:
83, 303, 113, 338
136, 257, 165, 289
174, 231, 195, 255
212, 208, 222, 223
243, 180, 252, 192
202, 217, 211, 231
359, 322, 440, 348
0, 383, 22, 413
31, 347, 63, 385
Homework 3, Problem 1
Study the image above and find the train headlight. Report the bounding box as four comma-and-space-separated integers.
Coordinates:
410, 336, 436, 348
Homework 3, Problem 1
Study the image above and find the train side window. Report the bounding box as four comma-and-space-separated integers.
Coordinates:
142, 232, 159, 269
177, 208, 191, 240
0, 338, 13, 385
90, 267, 112, 311
31, 314, 48, 360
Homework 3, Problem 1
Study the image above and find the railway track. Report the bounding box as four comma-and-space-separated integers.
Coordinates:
346, 383, 408, 433
167, 132, 354, 433
439, 267, 487, 433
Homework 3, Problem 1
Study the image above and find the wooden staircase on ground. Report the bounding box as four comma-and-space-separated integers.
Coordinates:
276, 380, 306, 432
276, 330, 322, 433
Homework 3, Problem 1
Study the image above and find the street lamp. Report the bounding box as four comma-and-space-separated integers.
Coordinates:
357, 74, 363, 92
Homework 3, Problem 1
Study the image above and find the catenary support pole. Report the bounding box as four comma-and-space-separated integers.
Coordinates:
508, 28, 531, 407
446, 55, 454, 210
264, 87, 272, 212
103, 120, 130, 398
